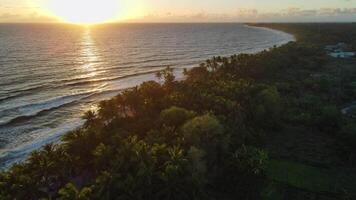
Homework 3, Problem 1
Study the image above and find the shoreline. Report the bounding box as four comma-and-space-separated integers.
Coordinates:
2, 23, 356, 200
0, 24, 296, 170
244, 23, 297, 43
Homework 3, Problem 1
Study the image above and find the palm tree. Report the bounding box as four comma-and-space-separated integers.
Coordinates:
83, 110, 96, 128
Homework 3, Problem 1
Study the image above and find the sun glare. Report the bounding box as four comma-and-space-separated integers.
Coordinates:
47, 0, 119, 25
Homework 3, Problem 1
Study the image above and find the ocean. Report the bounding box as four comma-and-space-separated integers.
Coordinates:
0, 23, 294, 169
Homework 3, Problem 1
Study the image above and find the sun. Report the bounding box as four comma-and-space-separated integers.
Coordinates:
47, 0, 119, 25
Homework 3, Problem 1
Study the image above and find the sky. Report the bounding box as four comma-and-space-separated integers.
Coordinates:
0, 0, 356, 23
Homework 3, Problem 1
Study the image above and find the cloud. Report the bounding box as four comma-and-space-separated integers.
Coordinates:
0, 13, 21, 19
0, 12, 58, 22
1, 5, 356, 23
132, 7, 356, 22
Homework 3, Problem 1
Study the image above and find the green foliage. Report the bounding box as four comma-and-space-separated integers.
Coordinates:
220, 145, 269, 199
182, 114, 228, 174
253, 86, 282, 128
317, 105, 342, 133
1, 23, 355, 200
182, 114, 224, 147
58, 183, 92, 200
160, 106, 196, 128
232, 145, 269, 175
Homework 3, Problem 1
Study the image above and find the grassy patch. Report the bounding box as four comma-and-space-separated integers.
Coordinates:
267, 159, 332, 193
267, 159, 356, 198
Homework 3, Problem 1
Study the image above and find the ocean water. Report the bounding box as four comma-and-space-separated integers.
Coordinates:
0, 23, 294, 169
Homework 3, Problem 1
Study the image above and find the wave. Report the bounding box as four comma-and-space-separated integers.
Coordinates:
0, 61, 180, 105
0, 92, 94, 127
0, 119, 84, 170
0, 94, 22, 104
0, 78, 138, 127
0, 85, 49, 104
95, 58, 177, 73
63, 68, 166, 87
0, 24, 296, 170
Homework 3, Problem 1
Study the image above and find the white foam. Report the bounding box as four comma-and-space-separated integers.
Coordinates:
0, 119, 84, 170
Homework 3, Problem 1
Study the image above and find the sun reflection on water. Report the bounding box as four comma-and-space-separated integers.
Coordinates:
70, 27, 109, 96
80, 28, 100, 78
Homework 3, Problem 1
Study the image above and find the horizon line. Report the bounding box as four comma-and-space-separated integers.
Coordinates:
0, 21, 355, 25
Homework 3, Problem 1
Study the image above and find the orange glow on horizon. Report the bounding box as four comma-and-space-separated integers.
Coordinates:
45, 0, 121, 25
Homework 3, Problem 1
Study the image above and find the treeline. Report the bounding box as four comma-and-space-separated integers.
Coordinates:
251, 23, 356, 50
1, 24, 356, 199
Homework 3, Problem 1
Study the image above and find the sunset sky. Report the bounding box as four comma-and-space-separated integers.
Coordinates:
1, 0, 356, 23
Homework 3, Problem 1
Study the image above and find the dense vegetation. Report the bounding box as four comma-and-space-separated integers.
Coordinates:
251, 23, 356, 50
1, 23, 356, 200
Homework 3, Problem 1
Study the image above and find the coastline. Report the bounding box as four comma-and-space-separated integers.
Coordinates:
244, 23, 296, 43
0, 24, 296, 170
3, 23, 356, 199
